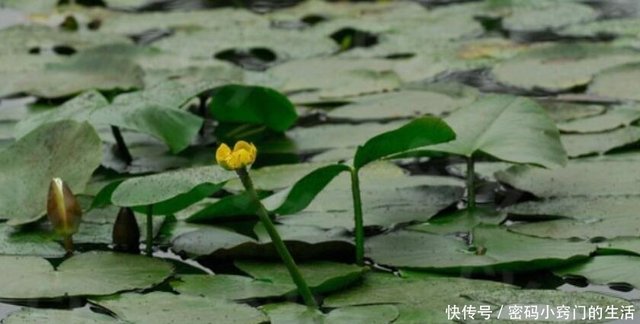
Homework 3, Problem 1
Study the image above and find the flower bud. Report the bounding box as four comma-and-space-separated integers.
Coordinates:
112, 207, 140, 254
215, 141, 257, 171
47, 178, 82, 238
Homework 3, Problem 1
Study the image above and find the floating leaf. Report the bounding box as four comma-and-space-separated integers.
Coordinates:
262, 303, 399, 324
555, 256, 640, 289
236, 260, 365, 295
172, 274, 293, 301
4, 308, 116, 324
496, 161, 640, 197
557, 105, 640, 133
561, 126, 640, 157
93, 292, 266, 324
368, 225, 595, 272
589, 62, 640, 101
492, 43, 640, 92
0, 252, 172, 299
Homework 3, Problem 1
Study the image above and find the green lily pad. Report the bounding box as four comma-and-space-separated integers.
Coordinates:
561, 126, 640, 157
486, 0, 597, 32
555, 256, 640, 289
262, 121, 405, 154
0, 224, 65, 258
0, 120, 102, 226
539, 100, 606, 123
408, 207, 507, 235
93, 292, 267, 324
171, 224, 353, 260
367, 225, 595, 272
509, 218, 640, 240
0, 252, 173, 299
224, 162, 332, 192
496, 161, 640, 197
506, 196, 640, 221
3, 308, 116, 324
110, 165, 234, 214
557, 106, 640, 134
426, 94, 567, 168
262, 302, 399, 324
0, 0, 57, 13
236, 260, 365, 295
0, 46, 144, 98
326, 90, 468, 122
172, 274, 293, 301
589, 62, 640, 101
265, 57, 401, 102
325, 271, 629, 323
491, 43, 640, 92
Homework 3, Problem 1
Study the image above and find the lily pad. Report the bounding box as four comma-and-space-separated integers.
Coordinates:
491, 43, 640, 92
171, 224, 354, 260
172, 274, 293, 301
93, 292, 267, 324
235, 260, 365, 295
589, 62, 640, 101
561, 126, 640, 157
262, 302, 399, 324
326, 90, 467, 122
496, 161, 640, 197
0, 120, 102, 225
0, 252, 173, 299
325, 271, 628, 323
367, 225, 595, 272
4, 308, 116, 324
555, 256, 640, 289
557, 106, 640, 133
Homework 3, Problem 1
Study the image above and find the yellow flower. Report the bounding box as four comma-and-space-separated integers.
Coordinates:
47, 178, 82, 237
216, 141, 257, 170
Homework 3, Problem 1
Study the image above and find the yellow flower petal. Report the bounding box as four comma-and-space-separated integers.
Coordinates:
216, 141, 258, 170
216, 143, 233, 170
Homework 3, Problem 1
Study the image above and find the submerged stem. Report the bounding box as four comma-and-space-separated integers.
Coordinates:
236, 168, 317, 308
145, 205, 153, 257
350, 167, 365, 266
466, 156, 476, 209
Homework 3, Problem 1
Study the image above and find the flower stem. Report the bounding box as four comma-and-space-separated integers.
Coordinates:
145, 205, 153, 257
63, 235, 74, 256
466, 156, 476, 209
111, 125, 133, 164
236, 168, 317, 308
350, 167, 365, 266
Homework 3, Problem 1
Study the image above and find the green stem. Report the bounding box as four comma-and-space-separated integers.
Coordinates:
466, 156, 475, 209
145, 205, 153, 257
350, 167, 365, 266
236, 168, 317, 308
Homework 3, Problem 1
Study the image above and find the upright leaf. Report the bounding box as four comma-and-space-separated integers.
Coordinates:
428, 95, 567, 168
267, 164, 352, 215
0, 120, 102, 226
353, 116, 455, 169
111, 165, 234, 214
210, 85, 297, 132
